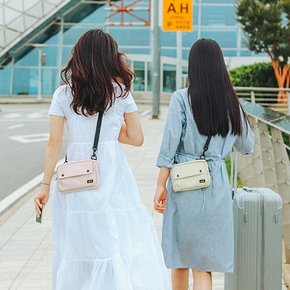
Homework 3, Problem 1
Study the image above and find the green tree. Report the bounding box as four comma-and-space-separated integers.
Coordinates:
236, 0, 290, 103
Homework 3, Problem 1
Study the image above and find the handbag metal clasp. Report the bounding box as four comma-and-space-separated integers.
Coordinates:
91, 148, 98, 160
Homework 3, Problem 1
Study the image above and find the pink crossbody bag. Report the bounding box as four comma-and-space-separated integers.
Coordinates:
56, 112, 103, 193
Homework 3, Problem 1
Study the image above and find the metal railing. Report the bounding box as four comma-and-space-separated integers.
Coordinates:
134, 87, 290, 115
235, 87, 290, 115
238, 99, 290, 286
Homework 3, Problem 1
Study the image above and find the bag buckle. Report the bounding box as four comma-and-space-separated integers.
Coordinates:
91, 148, 98, 160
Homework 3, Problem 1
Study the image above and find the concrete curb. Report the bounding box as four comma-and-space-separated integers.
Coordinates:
0, 98, 52, 104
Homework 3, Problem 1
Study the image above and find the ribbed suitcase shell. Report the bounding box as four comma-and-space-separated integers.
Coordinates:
225, 187, 282, 290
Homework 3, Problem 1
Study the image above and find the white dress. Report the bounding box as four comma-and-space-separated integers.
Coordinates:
48, 85, 171, 290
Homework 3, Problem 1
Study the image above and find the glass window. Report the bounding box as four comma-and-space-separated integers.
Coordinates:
13, 68, 38, 95
120, 47, 150, 55
240, 50, 263, 57
240, 33, 249, 48
81, 5, 106, 23
42, 69, 59, 96
0, 66, 11, 95
161, 48, 177, 58
109, 28, 150, 46
193, 4, 199, 25
240, 50, 253, 57
222, 50, 238, 57
182, 31, 198, 47
45, 27, 60, 44
163, 64, 176, 93
201, 5, 236, 26
183, 48, 190, 60
63, 25, 90, 45
161, 31, 176, 47
15, 49, 38, 66
200, 30, 237, 48
62, 47, 73, 65
133, 61, 145, 91
42, 46, 58, 66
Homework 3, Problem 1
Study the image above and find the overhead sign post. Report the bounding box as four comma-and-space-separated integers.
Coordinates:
151, 0, 161, 119
162, 1, 193, 90
162, 0, 193, 32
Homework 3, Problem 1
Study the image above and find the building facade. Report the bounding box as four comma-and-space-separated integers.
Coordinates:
0, 0, 267, 97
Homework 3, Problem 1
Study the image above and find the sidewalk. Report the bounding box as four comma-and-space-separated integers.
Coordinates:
0, 107, 283, 290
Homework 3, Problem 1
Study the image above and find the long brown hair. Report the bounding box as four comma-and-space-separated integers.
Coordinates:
188, 38, 246, 137
61, 29, 133, 115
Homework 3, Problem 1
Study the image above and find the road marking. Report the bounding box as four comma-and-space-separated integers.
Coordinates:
26, 110, 47, 119
9, 133, 49, 143
141, 110, 151, 116
8, 124, 25, 130
0, 159, 64, 215
4, 113, 22, 119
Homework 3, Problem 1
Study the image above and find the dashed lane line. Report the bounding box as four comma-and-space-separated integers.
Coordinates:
7, 124, 25, 130
9, 133, 49, 143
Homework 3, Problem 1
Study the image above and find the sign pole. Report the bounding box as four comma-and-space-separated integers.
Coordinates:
151, 0, 161, 119
176, 31, 182, 90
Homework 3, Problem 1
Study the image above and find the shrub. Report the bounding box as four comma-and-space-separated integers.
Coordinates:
229, 62, 277, 88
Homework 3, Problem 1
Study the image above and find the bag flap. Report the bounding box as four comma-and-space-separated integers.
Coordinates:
57, 160, 96, 179
171, 160, 208, 179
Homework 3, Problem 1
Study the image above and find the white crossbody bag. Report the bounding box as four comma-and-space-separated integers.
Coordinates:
170, 136, 212, 192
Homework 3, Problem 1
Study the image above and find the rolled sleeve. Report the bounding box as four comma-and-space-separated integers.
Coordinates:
235, 109, 255, 154
124, 92, 138, 113
156, 91, 185, 168
156, 153, 174, 168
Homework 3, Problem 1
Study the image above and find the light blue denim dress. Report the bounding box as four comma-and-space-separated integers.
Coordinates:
157, 88, 255, 272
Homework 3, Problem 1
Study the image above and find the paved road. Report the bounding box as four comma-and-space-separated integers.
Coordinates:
0, 104, 150, 201
0, 104, 66, 200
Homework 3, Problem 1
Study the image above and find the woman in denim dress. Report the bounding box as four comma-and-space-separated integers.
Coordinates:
154, 39, 254, 290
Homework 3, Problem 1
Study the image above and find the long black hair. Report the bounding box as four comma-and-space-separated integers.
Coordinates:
61, 29, 133, 116
188, 38, 246, 137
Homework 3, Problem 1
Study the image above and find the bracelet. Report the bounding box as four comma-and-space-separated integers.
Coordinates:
41, 182, 50, 186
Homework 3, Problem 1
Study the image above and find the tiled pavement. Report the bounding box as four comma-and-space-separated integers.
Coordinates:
0, 106, 286, 289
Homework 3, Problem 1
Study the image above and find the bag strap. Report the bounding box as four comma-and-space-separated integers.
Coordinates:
64, 112, 104, 163
200, 136, 212, 159
233, 147, 238, 198
91, 112, 104, 160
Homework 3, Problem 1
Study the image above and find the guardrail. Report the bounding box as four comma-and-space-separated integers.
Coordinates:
238, 99, 290, 286
235, 87, 290, 115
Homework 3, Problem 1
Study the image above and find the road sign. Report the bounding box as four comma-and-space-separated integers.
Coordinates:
162, 0, 193, 32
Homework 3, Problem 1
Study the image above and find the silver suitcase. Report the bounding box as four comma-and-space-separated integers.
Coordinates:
225, 187, 282, 290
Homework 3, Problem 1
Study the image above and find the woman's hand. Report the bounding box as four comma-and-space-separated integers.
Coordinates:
34, 184, 50, 218
154, 185, 167, 214
33, 115, 64, 218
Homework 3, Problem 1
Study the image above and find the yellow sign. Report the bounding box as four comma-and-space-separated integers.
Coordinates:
163, 0, 193, 32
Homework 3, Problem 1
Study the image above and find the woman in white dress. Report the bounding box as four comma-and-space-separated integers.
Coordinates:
34, 29, 170, 290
